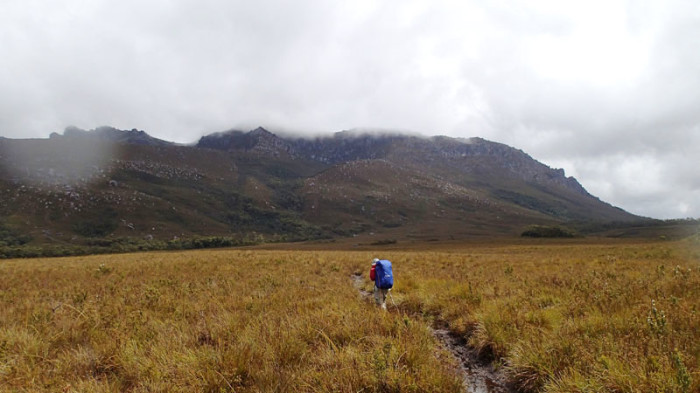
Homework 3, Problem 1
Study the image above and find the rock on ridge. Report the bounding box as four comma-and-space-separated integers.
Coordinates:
51, 126, 172, 146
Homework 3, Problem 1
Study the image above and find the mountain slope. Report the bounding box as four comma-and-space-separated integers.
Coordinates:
198, 128, 634, 223
0, 126, 640, 246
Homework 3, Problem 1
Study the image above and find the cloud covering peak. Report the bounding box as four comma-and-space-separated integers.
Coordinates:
1, 0, 698, 218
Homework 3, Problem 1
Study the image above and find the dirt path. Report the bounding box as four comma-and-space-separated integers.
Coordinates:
351, 273, 515, 393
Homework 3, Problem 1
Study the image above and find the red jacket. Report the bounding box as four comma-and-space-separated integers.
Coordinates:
369, 263, 376, 281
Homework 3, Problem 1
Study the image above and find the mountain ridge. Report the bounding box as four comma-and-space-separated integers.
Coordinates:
0, 125, 642, 247
197, 126, 591, 198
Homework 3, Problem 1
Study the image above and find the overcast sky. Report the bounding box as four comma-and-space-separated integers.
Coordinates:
1, 0, 698, 219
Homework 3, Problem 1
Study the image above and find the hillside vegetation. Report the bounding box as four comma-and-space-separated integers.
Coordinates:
0, 126, 644, 252
1, 239, 698, 392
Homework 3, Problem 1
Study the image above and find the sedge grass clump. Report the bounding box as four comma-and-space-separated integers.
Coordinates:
0, 249, 463, 392
1, 240, 697, 392
378, 240, 699, 392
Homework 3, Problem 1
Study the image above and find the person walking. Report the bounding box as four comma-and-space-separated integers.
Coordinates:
370, 258, 393, 310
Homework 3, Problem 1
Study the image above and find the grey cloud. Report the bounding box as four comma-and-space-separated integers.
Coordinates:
0, 0, 698, 218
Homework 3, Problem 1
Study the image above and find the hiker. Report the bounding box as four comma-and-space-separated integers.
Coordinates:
370, 258, 393, 310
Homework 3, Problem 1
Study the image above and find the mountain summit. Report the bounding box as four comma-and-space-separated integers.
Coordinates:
52, 126, 173, 146
0, 126, 639, 245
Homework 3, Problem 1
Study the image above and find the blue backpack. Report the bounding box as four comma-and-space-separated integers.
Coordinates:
375, 259, 394, 289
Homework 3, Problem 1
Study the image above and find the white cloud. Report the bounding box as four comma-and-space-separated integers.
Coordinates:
0, 0, 699, 218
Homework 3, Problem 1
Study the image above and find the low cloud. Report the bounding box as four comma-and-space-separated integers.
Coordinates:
0, 0, 698, 218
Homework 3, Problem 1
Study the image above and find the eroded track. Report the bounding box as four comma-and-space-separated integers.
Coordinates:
352, 273, 514, 393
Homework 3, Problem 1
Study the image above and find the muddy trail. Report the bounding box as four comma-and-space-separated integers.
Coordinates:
352, 273, 515, 393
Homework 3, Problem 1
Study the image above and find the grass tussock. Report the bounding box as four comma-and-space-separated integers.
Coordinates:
0, 239, 698, 392
383, 241, 700, 392
0, 250, 462, 392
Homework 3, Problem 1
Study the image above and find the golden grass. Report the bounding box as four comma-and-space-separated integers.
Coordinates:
383, 239, 700, 392
0, 238, 698, 392
0, 250, 462, 392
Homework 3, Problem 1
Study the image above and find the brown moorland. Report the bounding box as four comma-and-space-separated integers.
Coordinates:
0, 237, 698, 392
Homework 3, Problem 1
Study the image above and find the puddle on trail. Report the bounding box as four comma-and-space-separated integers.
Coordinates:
351, 273, 514, 393
432, 327, 514, 393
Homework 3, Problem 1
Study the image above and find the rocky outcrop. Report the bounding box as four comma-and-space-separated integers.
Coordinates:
197, 127, 296, 158
52, 126, 173, 146
197, 128, 589, 197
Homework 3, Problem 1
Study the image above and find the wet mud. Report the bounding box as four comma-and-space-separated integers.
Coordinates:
351, 273, 515, 393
